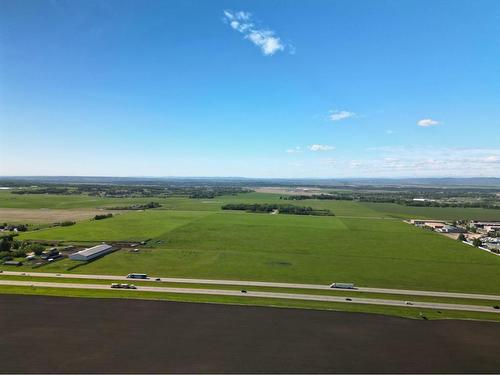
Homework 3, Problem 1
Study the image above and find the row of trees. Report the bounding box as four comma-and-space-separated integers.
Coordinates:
108, 202, 162, 210
11, 184, 252, 199
94, 213, 113, 220
281, 194, 500, 209
0, 223, 28, 232
221, 203, 334, 216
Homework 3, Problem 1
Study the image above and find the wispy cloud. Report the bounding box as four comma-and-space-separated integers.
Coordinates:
485, 155, 500, 163
308, 144, 335, 152
329, 110, 356, 122
361, 146, 500, 176
285, 146, 302, 153
417, 118, 439, 127
223, 10, 291, 56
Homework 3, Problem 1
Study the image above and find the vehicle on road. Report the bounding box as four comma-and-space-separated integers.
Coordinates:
155, 278, 161, 281
111, 283, 137, 289
330, 283, 355, 289
241, 290, 247, 293
494, 305, 500, 310
127, 273, 148, 279
405, 301, 413, 305
345, 298, 352, 301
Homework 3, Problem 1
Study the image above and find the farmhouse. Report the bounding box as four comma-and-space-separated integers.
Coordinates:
69, 244, 113, 261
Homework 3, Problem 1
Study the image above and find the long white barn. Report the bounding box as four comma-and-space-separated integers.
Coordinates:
69, 244, 113, 261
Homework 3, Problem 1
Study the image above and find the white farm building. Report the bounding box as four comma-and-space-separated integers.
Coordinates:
69, 244, 113, 261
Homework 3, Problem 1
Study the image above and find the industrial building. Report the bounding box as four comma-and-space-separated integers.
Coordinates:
69, 244, 113, 261
439, 225, 465, 233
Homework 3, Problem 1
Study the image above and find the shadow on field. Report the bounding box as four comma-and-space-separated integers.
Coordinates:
0, 295, 499, 373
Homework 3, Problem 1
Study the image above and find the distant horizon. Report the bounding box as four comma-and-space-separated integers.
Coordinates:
1, 175, 499, 180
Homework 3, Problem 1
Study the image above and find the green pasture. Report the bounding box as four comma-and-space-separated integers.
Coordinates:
15, 209, 500, 294
18, 210, 211, 242
362, 202, 500, 221
1, 190, 499, 220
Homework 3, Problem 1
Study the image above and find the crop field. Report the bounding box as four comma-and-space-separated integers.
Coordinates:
14, 206, 500, 295
3, 295, 500, 373
216, 192, 500, 220
0, 207, 117, 224
1, 190, 499, 220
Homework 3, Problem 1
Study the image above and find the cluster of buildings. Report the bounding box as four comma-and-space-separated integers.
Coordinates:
409, 220, 465, 233
469, 221, 500, 235
409, 219, 500, 254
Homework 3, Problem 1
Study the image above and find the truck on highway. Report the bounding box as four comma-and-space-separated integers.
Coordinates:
126, 273, 148, 279
330, 282, 355, 289
111, 283, 137, 289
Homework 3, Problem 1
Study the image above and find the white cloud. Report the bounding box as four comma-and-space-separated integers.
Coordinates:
361, 146, 500, 176
308, 144, 335, 152
223, 10, 290, 56
329, 110, 356, 122
417, 118, 439, 127
286, 146, 302, 154
320, 158, 336, 166
485, 155, 500, 163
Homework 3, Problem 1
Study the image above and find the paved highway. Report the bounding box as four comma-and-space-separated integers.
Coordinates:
1, 270, 500, 301
0, 279, 498, 314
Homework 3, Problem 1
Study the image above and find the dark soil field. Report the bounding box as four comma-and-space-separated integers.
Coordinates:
1, 295, 500, 373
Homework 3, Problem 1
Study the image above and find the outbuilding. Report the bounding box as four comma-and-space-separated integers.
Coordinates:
3, 260, 22, 266
69, 244, 113, 261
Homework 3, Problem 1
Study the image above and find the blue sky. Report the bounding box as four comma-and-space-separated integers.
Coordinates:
1, 0, 499, 177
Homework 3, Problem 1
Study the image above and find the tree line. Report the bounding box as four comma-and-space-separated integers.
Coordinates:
221, 203, 334, 216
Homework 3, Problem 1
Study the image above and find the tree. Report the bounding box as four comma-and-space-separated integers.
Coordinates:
0, 238, 11, 252
472, 238, 482, 247
457, 233, 466, 242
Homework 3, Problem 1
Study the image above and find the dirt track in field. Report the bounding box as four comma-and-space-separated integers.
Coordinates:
0, 208, 116, 223
1, 294, 500, 373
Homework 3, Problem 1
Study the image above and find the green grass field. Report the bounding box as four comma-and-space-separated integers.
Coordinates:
14, 207, 500, 295
2, 190, 499, 220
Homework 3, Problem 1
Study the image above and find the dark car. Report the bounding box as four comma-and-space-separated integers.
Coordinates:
155, 278, 161, 281
493, 305, 500, 310
241, 290, 247, 293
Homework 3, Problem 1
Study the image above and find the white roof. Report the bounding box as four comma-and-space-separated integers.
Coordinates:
76, 244, 112, 257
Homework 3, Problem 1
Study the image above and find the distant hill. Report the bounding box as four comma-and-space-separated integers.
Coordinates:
0, 176, 499, 188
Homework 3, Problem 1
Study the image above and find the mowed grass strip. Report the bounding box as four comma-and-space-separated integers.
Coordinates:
1, 285, 500, 322
1, 274, 499, 307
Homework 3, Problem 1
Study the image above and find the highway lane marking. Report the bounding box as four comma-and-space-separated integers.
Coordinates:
1, 270, 500, 301
0, 279, 499, 314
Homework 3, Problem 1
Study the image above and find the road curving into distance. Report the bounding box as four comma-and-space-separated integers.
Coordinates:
0, 279, 499, 314
1, 270, 500, 301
